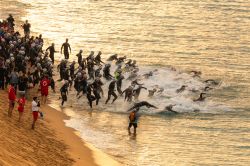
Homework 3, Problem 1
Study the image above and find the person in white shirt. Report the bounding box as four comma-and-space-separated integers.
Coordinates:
31, 97, 40, 129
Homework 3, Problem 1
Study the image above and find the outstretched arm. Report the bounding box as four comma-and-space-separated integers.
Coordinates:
46, 46, 50, 52
127, 105, 138, 112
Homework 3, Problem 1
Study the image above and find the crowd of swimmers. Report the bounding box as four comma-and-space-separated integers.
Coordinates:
0, 15, 220, 133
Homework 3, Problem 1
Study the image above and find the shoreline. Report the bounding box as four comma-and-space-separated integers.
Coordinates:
0, 88, 121, 166
0, 1, 121, 165
42, 104, 121, 166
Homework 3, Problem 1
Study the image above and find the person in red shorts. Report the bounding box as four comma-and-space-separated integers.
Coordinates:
17, 93, 26, 122
40, 75, 50, 104
31, 97, 40, 129
8, 83, 16, 117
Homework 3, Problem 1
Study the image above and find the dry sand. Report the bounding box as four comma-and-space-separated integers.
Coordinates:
0, 88, 121, 166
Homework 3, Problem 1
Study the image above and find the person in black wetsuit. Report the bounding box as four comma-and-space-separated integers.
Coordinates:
60, 81, 69, 106
193, 93, 206, 102
46, 43, 57, 64
165, 104, 178, 114
87, 59, 95, 80
116, 73, 124, 95
105, 80, 118, 104
133, 85, 147, 100
176, 85, 187, 93
61, 38, 71, 59
22, 20, 31, 37
76, 50, 83, 65
7, 14, 15, 28
131, 79, 143, 87
122, 86, 134, 102
86, 85, 96, 108
127, 101, 158, 112
103, 64, 113, 80
95, 65, 102, 78
204, 79, 219, 86
107, 54, 118, 61
69, 61, 76, 81
90, 77, 104, 105
94, 51, 104, 65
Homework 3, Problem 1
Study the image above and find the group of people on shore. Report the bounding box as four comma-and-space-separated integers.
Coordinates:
1, 15, 218, 134
0, 15, 49, 129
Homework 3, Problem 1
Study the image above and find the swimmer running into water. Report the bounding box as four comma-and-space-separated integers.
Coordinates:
176, 85, 187, 93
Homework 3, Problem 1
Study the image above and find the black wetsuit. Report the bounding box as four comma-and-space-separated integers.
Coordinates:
133, 86, 147, 100
122, 87, 133, 102
107, 54, 118, 61
127, 101, 157, 112
70, 63, 75, 80
7, 16, 15, 27
87, 61, 95, 80
91, 80, 103, 105
105, 80, 118, 104
60, 83, 68, 106
103, 66, 113, 80
61, 42, 71, 59
86, 85, 96, 108
116, 75, 124, 95
94, 53, 104, 65
193, 93, 206, 102
23, 23, 30, 36
46, 45, 56, 64
76, 52, 82, 65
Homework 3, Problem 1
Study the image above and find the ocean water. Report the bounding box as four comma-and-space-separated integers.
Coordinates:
2, 0, 250, 165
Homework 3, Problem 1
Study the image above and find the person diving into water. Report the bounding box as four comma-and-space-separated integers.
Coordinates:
176, 85, 187, 93
165, 104, 178, 114
127, 101, 158, 112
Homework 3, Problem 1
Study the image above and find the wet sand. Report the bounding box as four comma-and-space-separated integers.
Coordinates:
0, 88, 120, 166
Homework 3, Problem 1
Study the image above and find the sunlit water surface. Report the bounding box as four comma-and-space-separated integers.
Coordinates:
1, 0, 250, 165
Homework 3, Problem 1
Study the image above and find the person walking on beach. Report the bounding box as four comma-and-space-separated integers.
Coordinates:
40, 75, 50, 104
31, 97, 40, 130
17, 93, 26, 122
61, 38, 71, 59
46, 43, 58, 64
8, 83, 16, 117
22, 20, 31, 37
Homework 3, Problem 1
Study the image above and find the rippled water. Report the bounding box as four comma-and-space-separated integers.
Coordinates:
2, 0, 250, 165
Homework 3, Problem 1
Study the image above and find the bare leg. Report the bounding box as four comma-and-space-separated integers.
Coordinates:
18, 112, 23, 122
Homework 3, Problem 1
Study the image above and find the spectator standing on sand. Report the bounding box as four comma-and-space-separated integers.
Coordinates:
31, 97, 40, 130
61, 38, 71, 59
22, 20, 31, 37
17, 93, 26, 122
8, 83, 16, 117
40, 75, 50, 104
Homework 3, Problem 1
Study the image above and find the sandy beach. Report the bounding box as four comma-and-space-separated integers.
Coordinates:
0, 88, 120, 166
